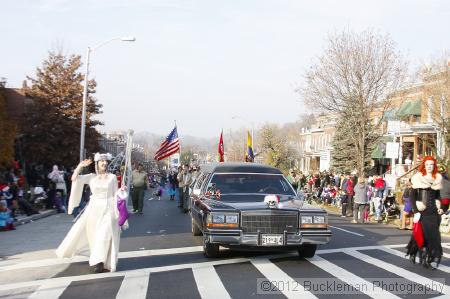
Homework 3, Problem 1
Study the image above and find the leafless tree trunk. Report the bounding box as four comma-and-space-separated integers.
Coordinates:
299, 29, 407, 177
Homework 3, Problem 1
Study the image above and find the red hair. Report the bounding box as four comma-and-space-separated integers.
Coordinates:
418, 156, 438, 178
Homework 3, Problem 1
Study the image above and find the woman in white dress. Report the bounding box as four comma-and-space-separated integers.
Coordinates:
56, 153, 126, 273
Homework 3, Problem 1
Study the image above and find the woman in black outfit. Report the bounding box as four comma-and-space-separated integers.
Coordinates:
406, 156, 443, 269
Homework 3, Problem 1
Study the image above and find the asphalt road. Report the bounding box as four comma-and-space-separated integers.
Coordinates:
1, 189, 450, 299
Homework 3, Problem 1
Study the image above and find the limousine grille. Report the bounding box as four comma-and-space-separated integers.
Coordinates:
241, 211, 298, 234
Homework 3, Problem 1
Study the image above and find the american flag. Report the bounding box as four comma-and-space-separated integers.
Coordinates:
154, 126, 180, 161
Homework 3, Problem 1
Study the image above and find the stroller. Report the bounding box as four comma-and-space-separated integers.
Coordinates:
383, 194, 400, 221
32, 186, 47, 209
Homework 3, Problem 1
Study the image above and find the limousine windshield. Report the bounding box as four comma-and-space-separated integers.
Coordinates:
207, 173, 296, 196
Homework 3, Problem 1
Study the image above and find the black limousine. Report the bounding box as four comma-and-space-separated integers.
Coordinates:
189, 163, 332, 258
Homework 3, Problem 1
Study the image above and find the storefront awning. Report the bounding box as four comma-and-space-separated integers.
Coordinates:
382, 109, 398, 121
397, 99, 422, 117
371, 145, 384, 159
371, 136, 395, 159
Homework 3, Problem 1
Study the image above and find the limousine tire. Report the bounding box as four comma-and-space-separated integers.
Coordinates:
191, 218, 202, 236
203, 237, 219, 258
298, 244, 317, 258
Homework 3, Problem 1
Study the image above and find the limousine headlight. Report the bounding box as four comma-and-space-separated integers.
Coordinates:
300, 215, 327, 228
207, 213, 239, 228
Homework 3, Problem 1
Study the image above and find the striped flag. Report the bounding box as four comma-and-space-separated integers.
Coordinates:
245, 130, 254, 162
154, 126, 180, 161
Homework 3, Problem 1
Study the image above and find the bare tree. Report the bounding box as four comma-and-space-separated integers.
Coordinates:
258, 124, 295, 173
300, 29, 407, 176
226, 128, 247, 162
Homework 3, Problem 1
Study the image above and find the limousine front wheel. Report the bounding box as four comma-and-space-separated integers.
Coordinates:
203, 237, 219, 258
298, 244, 317, 258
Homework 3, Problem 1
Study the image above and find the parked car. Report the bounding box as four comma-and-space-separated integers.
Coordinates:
190, 163, 332, 258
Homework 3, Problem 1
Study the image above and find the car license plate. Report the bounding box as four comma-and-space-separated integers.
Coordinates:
261, 234, 283, 246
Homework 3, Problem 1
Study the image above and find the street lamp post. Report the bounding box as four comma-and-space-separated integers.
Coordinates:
79, 37, 136, 162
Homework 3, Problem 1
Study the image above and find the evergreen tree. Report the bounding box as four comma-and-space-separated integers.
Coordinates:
331, 114, 378, 175
22, 51, 103, 168
330, 118, 356, 174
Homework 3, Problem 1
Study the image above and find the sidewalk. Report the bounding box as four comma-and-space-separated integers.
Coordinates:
0, 213, 74, 262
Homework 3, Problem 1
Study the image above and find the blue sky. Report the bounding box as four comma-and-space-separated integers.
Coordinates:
1, 0, 449, 137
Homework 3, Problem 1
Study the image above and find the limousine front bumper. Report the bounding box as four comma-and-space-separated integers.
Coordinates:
204, 229, 332, 247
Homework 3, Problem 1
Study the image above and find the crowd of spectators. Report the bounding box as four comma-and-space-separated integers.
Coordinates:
287, 169, 402, 224
0, 161, 74, 231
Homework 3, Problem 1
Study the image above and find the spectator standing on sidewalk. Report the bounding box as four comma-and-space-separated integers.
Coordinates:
399, 180, 413, 230
345, 174, 355, 214
182, 166, 194, 213
48, 165, 67, 212
341, 175, 349, 217
352, 177, 369, 224
177, 165, 186, 209
438, 165, 450, 213
373, 175, 386, 221
131, 163, 149, 215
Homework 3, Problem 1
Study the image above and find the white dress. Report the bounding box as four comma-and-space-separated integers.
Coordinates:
55, 173, 121, 272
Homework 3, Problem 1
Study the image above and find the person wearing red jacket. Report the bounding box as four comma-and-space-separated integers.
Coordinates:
346, 175, 355, 213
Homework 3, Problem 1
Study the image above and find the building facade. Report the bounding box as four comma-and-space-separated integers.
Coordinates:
297, 64, 449, 175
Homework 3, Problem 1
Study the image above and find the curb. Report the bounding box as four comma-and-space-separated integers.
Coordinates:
13, 210, 58, 226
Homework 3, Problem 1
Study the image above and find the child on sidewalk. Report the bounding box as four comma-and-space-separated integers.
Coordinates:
0, 200, 15, 231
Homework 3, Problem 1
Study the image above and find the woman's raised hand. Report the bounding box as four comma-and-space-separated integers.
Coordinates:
79, 159, 92, 168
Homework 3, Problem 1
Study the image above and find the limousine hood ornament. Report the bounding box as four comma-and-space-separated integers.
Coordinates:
264, 195, 280, 209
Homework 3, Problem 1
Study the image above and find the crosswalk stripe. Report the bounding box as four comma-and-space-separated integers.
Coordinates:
377, 246, 450, 274
251, 258, 317, 299
115, 271, 149, 299
344, 249, 449, 295
0, 246, 204, 272
27, 279, 71, 299
0, 257, 250, 292
192, 265, 231, 299
306, 255, 400, 298
3, 243, 450, 272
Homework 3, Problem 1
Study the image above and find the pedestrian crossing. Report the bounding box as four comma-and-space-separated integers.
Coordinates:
1, 244, 450, 299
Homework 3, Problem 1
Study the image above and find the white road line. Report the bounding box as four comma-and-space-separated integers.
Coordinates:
251, 258, 317, 299
0, 246, 204, 272
118, 246, 203, 259
377, 246, 450, 274
307, 255, 400, 299
0, 258, 250, 292
3, 242, 450, 272
192, 265, 231, 299
386, 243, 450, 259
344, 249, 449, 296
329, 226, 365, 237
115, 271, 149, 299
27, 279, 71, 299
0, 256, 88, 272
